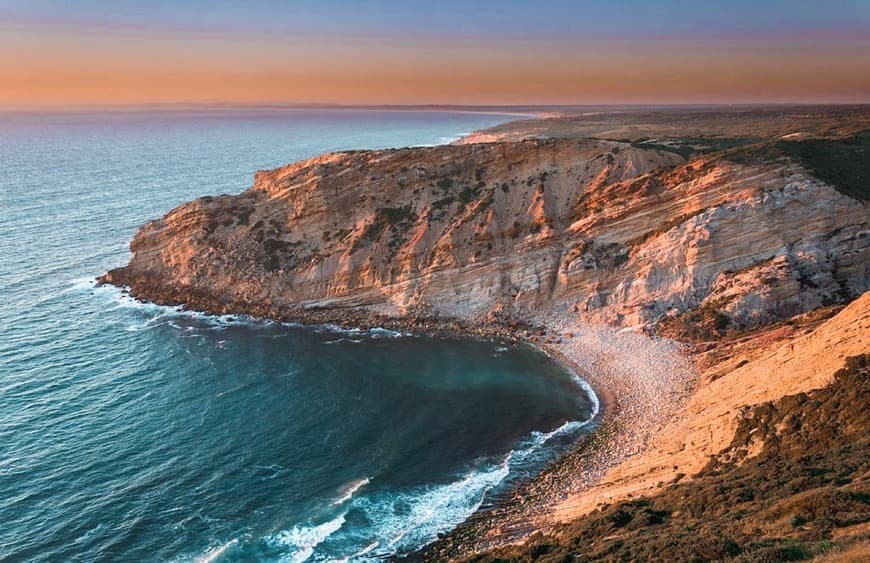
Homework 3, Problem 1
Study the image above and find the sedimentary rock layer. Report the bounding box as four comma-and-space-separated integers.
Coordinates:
103, 138, 868, 332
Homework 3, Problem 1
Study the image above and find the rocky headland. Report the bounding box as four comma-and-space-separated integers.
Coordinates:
100, 107, 870, 561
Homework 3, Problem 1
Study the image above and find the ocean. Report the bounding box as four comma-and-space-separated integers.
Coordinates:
0, 109, 596, 561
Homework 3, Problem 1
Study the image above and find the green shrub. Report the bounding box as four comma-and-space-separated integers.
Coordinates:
777, 132, 870, 200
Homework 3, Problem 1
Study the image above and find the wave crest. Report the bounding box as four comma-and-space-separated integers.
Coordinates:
267, 512, 347, 563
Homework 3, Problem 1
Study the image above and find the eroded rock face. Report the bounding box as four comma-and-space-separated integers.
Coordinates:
102, 138, 869, 330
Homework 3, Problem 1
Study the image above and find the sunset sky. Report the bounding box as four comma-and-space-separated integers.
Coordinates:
2, 0, 869, 107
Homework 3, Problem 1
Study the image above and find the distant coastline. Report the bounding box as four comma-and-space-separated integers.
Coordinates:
7, 101, 870, 118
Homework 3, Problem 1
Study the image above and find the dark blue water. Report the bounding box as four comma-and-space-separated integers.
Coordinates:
0, 109, 596, 561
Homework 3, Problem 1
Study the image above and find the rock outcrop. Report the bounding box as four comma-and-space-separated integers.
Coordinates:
99, 118, 870, 560
102, 138, 869, 332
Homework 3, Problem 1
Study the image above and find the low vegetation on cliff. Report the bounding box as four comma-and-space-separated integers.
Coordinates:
464, 354, 870, 563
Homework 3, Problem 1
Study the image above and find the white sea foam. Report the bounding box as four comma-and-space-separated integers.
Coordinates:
507, 419, 589, 467
252, 463, 288, 481
193, 386, 591, 562
318, 324, 410, 339
67, 276, 99, 293
569, 371, 601, 422
73, 278, 274, 333
267, 512, 347, 563
412, 132, 468, 147
323, 337, 364, 345
529, 418, 589, 446
368, 327, 409, 338
74, 278, 417, 342
531, 342, 601, 422
252, 458, 515, 561
351, 457, 511, 559
70, 279, 600, 562
317, 324, 362, 335
195, 538, 239, 563
333, 477, 371, 505
345, 541, 379, 560
334, 385, 598, 559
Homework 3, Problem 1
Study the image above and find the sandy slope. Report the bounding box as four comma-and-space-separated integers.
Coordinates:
550, 291, 870, 523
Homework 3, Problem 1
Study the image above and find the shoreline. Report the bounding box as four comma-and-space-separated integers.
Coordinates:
99, 280, 695, 559
94, 114, 695, 558
418, 311, 696, 559
22, 100, 869, 560
92, 281, 610, 555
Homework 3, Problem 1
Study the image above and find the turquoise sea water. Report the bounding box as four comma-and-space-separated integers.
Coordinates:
0, 109, 596, 561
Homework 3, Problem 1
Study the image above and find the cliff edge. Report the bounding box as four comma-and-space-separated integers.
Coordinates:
101, 137, 868, 333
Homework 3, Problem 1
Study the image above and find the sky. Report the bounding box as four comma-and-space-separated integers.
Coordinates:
1, 0, 869, 107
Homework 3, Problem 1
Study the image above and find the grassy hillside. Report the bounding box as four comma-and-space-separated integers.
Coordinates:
776, 133, 870, 201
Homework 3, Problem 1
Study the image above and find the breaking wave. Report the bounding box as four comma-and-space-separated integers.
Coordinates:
217, 408, 594, 562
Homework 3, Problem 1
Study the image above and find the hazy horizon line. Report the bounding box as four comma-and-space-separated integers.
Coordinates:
3, 100, 870, 115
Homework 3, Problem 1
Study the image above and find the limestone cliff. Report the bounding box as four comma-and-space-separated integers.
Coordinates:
102, 138, 868, 331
